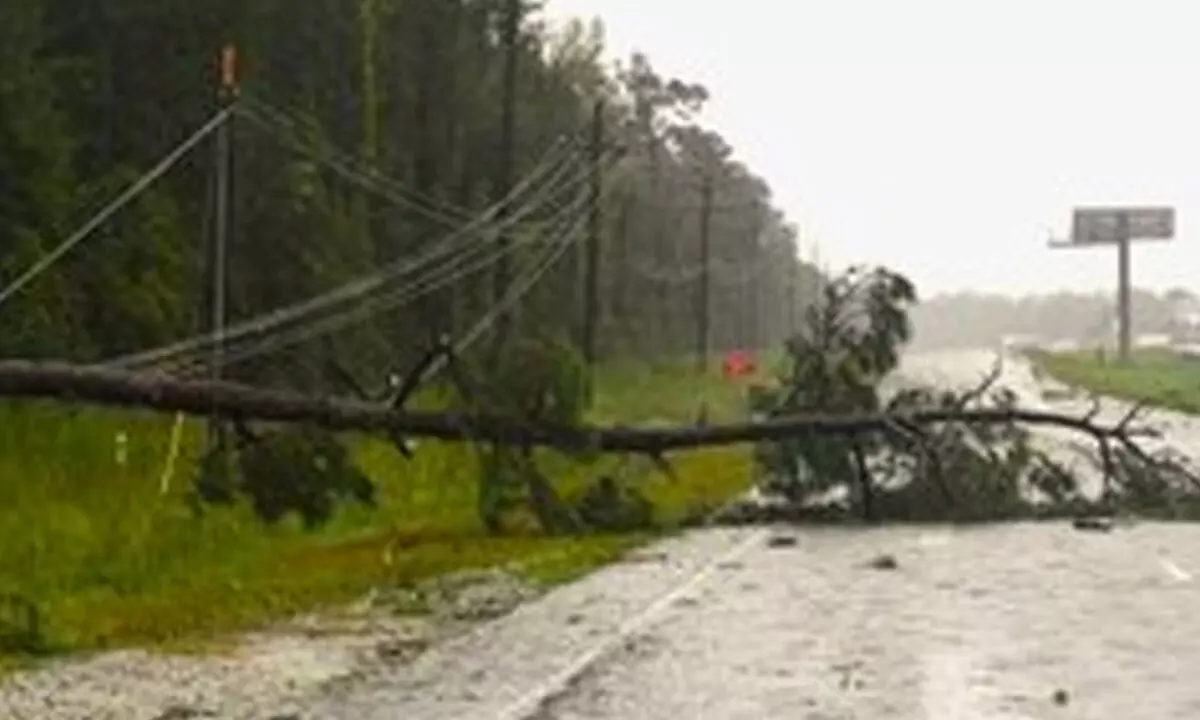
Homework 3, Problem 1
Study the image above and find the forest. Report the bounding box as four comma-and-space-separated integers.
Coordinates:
1, 0, 819, 386
909, 287, 1200, 350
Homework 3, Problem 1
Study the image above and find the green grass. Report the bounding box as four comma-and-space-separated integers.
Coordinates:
588, 360, 753, 424
0, 361, 757, 661
1031, 348, 1200, 413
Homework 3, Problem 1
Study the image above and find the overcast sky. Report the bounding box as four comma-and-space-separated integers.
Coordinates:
544, 0, 1198, 297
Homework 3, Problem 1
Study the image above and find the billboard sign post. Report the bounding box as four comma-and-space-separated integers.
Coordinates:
1049, 206, 1176, 363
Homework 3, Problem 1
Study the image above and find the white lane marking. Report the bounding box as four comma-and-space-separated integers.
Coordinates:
490, 528, 770, 720
918, 531, 952, 548
920, 648, 991, 720
1159, 558, 1192, 582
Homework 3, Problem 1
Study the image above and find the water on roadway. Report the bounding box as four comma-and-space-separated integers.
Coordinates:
530, 522, 1200, 720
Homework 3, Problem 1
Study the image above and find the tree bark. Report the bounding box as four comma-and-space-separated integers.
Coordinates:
0, 360, 1154, 455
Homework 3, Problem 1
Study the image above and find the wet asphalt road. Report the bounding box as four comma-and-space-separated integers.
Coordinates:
340, 349, 1200, 720
295, 521, 1200, 720
525, 523, 1200, 720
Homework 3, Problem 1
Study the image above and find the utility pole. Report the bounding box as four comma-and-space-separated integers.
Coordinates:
743, 206, 763, 350
581, 99, 604, 372
786, 258, 798, 339
209, 43, 238, 451
491, 0, 521, 360
695, 173, 714, 373
648, 143, 670, 355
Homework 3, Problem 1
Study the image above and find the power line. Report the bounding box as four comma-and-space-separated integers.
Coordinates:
169, 155, 616, 377
242, 92, 610, 232
105, 136, 587, 372
422, 197, 605, 388
178, 149, 599, 369
237, 100, 585, 240
0, 108, 234, 311
456, 216, 588, 355
343, 211, 594, 396
237, 98, 479, 228
111, 144, 614, 376
173, 195, 590, 376
438, 157, 625, 379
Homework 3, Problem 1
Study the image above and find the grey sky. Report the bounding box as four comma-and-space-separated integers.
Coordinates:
545, 0, 1197, 296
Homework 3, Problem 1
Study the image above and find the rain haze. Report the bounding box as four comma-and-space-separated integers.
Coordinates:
546, 0, 1198, 297
15, 1, 1200, 715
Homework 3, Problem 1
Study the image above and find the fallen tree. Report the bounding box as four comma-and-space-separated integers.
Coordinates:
4, 266, 1197, 528
0, 355, 1191, 507
0, 359, 1169, 455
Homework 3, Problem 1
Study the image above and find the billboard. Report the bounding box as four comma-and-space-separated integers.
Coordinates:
1070, 207, 1175, 245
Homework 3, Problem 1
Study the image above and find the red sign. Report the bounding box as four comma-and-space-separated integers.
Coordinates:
722, 350, 756, 379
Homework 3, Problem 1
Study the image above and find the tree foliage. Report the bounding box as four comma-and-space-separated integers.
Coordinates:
461, 337, 591, 534
753, 267, 917, 503
751, 266, 1096, 521
2, 1, 815, 376
193, 426, 375, 529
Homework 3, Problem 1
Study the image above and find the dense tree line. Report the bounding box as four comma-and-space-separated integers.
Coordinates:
0, 0, 818, 390
909, 287, 1199, 350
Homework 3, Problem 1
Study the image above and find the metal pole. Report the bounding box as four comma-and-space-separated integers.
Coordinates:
1116, 212, 1132, 363
695, 173, 713, 373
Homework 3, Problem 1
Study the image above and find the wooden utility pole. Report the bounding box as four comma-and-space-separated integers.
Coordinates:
648, 143, 670, 352
695, 173, 714, 373
743, 206, 763, 350
412, 2, 445, 343
786, 259, 798, 339
209, 43, 238, 450
609, 189, 633, 321
581, 99, 604, 372
452, 3, 491, 338
491, 0, 521, 359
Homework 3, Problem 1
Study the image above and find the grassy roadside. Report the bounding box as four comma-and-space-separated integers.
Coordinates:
1030, 348, 1200, 413
0, 361, 759, 662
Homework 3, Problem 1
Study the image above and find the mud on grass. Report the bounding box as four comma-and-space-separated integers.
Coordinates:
0, 368, 755, 663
